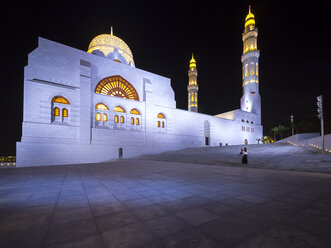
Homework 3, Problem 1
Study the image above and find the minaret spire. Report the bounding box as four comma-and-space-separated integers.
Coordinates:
241, 6, 261, 124
187, 54, 198, 112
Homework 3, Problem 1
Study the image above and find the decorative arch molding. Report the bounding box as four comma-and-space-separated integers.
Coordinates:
48, 93, 72, 105
157, 113, 166, 119
95, 75, 139, 101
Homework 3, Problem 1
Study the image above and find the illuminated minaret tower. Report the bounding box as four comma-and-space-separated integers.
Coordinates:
241, 6, 261, 124
188, 54, 198, 112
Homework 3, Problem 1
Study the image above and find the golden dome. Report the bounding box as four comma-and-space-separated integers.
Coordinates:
245, 5, 255, 29
87, 29, 134, 66
190, 54, 196, 68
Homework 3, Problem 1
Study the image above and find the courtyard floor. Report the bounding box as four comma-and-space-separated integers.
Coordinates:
1, 157, 331, 247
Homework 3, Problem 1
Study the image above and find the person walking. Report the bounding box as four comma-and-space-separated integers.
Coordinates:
242, 147, 248, 164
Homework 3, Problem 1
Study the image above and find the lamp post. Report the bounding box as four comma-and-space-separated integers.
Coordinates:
290, 115, 294, 136
317, 95, 324, 152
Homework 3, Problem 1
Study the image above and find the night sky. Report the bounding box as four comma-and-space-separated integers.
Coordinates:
0, 1, 330, 155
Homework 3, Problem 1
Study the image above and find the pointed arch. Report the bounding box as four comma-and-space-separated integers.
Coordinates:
95, 103, 109, 110
114, 106, 126, 113
52, 96, 70, 104
157, 113, 166, 119
130, 108, 140, 115
95, 75, 139, 101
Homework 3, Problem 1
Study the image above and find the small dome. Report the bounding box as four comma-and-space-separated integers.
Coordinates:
245, 5, 255, 29
87, 30, 135, 67
190, 54, 196, 68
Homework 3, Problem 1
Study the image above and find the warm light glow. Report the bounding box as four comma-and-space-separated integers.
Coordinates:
52, 96, 70, 104
131, 117, 134, 125
256, 63, 258, 75
95, 103, 109, 110
114, 115, 119, 123
130, 108, 140, 115
95, 76, 139, 101
157, 113, 165, 118
96, 113, 101, 121
54, 107, 60, 116
189, 54, 196, 68
62, 108, 68, 117
245, 5, 255, 28
114, 106, 126, 113
136, 118, 139, 125
103, 114, 108, 122
87, 33, 134, 65
120, 116, 124, 123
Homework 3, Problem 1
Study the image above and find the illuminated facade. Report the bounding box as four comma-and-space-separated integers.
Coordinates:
187, 54, 198, 112
241, 6, 261, 124
16, 8, 262, 167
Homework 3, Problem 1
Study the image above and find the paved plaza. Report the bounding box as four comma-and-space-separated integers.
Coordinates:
1, 155, 331, 247
138, 143, 331, 173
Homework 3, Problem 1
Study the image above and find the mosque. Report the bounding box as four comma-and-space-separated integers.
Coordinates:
16, 7, 262, 166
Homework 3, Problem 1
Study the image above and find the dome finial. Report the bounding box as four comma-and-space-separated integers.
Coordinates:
111, 26, 113, 35
249, 5, 251, 14
190, 53, 196, 68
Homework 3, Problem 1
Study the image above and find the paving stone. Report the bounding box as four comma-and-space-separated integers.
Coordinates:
101, 222, 155, 248
234, 233, 290, 248
45, 218, 98, 246
95, 210, 139, 233
265, 225, 330, 248
196, 218, 254, 247
143, 214, 191, 238
161, 229, 220, 248
132, 204, 168, 221
175, 207, 218, 226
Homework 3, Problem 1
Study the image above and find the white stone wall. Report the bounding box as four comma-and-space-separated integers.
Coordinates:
17, 37, 263, 167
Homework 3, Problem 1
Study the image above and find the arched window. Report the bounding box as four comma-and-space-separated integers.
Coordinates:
114, 106, 126, 113
157, 113, 166, 131
157, 113, 165, 119
95, 103, 109, 110
95, 76, 139, 101
96, 113, 101, 121
54, 107, 60, 116
62, 108, 68, 118
120, 116, 124, 124
114, 115, 119, 123
52, 96, 70, 104
251, 121, 254, 124
246, 120, 249, 123
241, 119, 244, 122
256, 63, 258, 75
51, 96, 70, 123
130, 117, 134, 125
136, 118, 139, 125
245, 64, 248, 76
103, 114, 108, 122
130, 108, 140, 115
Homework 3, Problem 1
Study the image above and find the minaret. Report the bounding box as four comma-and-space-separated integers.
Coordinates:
188, 54, 198, 112
240, 5, 261, 124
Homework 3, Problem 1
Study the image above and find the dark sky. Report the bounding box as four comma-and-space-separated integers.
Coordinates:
0, 0, 330, 155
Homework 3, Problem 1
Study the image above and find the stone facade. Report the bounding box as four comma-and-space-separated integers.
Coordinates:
16, 8, 262, 167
